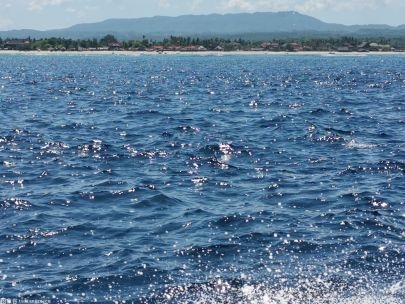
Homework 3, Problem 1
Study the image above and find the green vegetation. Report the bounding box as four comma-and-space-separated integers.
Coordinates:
1, 34, 405, 52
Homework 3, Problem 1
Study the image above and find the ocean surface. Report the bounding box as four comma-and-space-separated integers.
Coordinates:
1, 53, 404, 303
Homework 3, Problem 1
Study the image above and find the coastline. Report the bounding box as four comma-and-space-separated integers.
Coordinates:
0, 49, 404, 56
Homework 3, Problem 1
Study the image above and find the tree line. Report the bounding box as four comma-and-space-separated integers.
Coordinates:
1, 34, 405, 52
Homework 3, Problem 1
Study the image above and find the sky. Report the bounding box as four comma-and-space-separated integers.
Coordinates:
0, 0, 404, 31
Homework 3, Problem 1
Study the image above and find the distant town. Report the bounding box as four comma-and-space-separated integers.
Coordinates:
1, 35, 405, 53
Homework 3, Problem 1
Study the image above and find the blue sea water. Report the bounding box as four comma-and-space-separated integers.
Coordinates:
0, 53, 404, 303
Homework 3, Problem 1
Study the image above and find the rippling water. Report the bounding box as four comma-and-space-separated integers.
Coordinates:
1, 53, 404, 303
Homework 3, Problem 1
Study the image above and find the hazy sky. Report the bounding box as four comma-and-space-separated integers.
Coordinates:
0, 0, 404, 31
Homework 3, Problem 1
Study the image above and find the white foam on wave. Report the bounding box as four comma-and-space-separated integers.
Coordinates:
162, 279, 405, 304
346, 139, 377, 149
238, 284, 403, 304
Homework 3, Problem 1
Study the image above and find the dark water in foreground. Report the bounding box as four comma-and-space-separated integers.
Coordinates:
0, 53, 404, 303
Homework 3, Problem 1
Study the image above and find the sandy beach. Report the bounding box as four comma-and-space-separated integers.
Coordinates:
0, 49, 404, 56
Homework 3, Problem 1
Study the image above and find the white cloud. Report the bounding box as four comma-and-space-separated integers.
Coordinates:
158, 0, 171, 9
295, 0, 330, 12
190, 0, 203, 11
255, 0, 294, 11
0, 17, 14, 29
222, 0, 255, 11
220, 0, 405, 14
299, 0, 405, 13
29, 0, 71, 11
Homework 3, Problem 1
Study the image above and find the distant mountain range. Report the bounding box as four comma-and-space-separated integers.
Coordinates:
1, 11, 405, 40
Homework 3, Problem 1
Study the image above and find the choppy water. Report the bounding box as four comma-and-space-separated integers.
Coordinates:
1, 53, 404, 303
